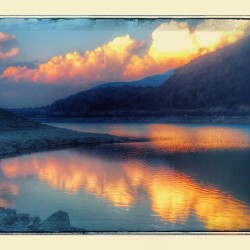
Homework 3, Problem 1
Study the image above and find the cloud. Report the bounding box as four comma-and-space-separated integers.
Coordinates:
0, 32, 16, 43
0, 48, 19, 61
123, 19, 250, 79
193, 19, 250, 50
0, 32, 19, 62
1, 19, 250, 86
1, 35, 144, 85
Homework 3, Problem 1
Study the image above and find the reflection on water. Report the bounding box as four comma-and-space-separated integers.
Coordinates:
148, 125, 250, 152
1, 141, 250, 231
49, 123, 250, 152
0, 182, 18, 208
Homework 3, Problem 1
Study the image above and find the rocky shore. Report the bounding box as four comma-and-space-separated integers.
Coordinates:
0, 208, 85, 233
0, 108, 146, 159
0, 126, 133, 159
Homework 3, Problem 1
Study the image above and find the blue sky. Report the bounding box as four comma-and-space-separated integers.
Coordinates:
0, 18, 202, 65
0, 19, 163, 62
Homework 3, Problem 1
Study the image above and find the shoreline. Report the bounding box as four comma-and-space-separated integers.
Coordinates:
0, 126, 148, 160
0, 207, 85, 233
1, 206, 248, 234
31, 116, 250, 125
1, 115, 250, 160
0, 108, 153, 161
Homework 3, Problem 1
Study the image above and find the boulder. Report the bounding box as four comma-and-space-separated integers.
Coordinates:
5, 208, 16, 215
39, 210, 71, 231
28, 217, 41, 231
17, 213, 29, 222
3, 214, 17, 226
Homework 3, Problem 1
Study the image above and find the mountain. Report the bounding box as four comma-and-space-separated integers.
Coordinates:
158, 35, 250, 111
13, 35, 250, 118
95, 69, 174, 89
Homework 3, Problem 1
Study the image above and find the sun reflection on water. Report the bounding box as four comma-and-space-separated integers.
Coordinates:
1, 145, 250, 231
0, 181, 19, 208
147, 125, 250, 152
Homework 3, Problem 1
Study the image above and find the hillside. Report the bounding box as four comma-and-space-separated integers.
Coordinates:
95, 69, 174, 89
0, 108, 45, 131
13, 35, 250, 118
159, 34, 250, 110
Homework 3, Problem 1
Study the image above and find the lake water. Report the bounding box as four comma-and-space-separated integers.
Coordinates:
1, 122, 250, 232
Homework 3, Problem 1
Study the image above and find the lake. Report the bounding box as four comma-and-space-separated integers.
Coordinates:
1, 122, 250, 232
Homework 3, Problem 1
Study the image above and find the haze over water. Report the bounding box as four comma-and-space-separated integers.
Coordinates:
0, 123, 250, 231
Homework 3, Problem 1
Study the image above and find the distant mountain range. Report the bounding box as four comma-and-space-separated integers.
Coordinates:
95, 69, 174, 89
12, 35, 250, 118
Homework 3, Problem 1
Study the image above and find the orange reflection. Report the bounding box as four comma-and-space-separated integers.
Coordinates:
146, 125, 250, 152
1, 148, 250, 231
0, 182, 19, 208
1, 155, 134, 207
124, 164, 250, 230
195, 188, 250, 230
106, 126, 146, 138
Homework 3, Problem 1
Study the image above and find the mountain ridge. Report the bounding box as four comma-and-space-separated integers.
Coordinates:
94, 69, 174, 89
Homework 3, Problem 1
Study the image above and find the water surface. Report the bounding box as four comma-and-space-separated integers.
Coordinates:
1, 123, 250, 231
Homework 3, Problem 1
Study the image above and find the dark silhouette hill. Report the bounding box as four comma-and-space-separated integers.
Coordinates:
0, 108, 45, 131
158, 34, 250, 110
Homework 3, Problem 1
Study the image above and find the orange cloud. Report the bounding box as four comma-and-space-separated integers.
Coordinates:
193, 19, 250, 51
1, 35, 143, 84
123, 20, 250, 80
0, 48, 19, 61
1, 20, 250, 85
0, 32, 20, 61
0, 32, 16, 43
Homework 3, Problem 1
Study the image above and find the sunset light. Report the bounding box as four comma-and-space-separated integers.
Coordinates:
1, 18, 250, 233
1, 19, 250, 87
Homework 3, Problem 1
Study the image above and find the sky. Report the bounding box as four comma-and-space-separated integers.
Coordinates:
0, 18, 250, 108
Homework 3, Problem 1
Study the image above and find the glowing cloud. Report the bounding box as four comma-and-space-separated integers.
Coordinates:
194, 19, 250, 51
0, 32, 19, 61
1, 35, 143, 84
123, 19, 250, 79
1, 19, 250, 85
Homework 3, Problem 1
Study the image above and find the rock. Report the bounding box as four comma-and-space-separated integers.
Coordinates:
17, 213, 29, 222
28, 217, 41, 231
0, 208, 86, 232
3, 214, 17, 226
39, 210, 71, 231
5, 209, 16, 215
